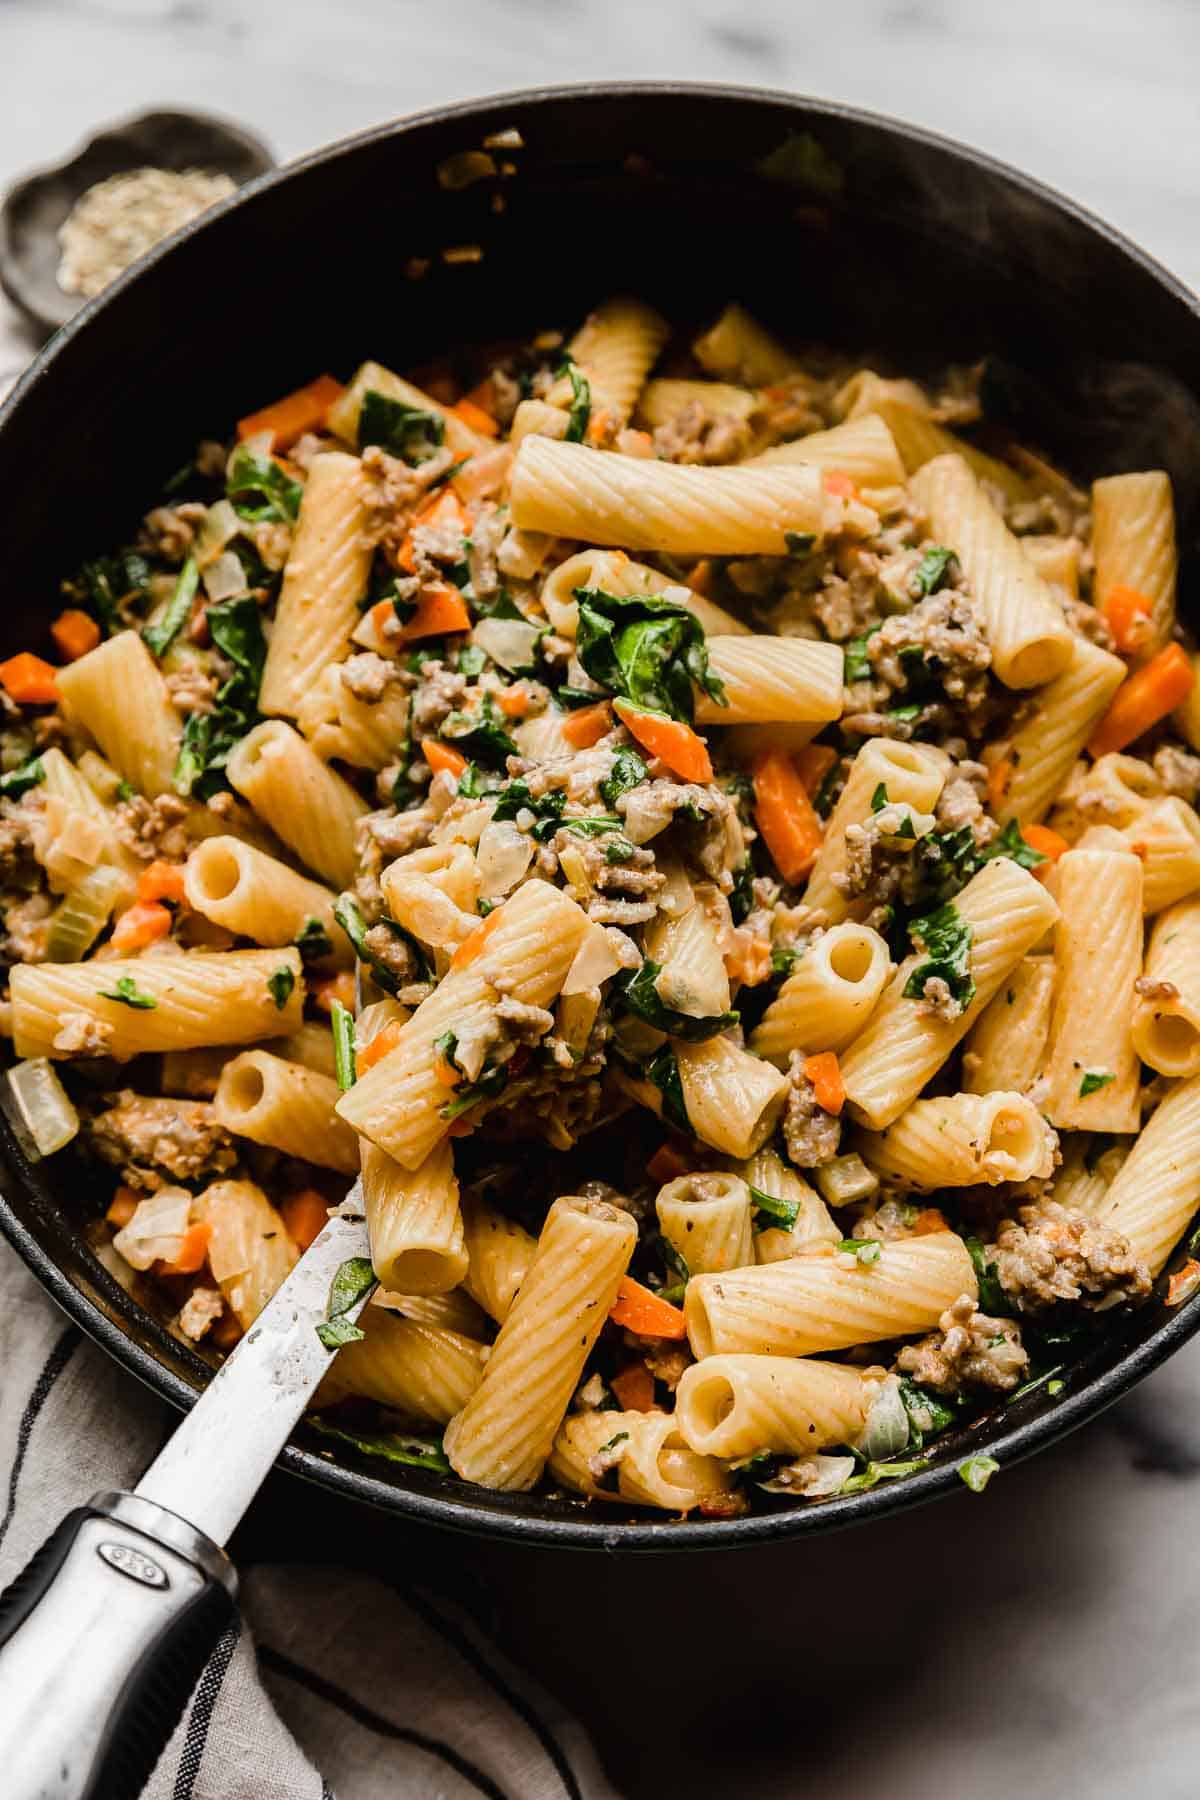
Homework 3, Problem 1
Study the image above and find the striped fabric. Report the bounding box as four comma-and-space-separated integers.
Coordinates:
0, 1244, 615, 1800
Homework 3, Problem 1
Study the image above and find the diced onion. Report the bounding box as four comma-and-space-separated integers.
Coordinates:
6, 1058, 80, 1157
474, 819, 535, 898
761, 1454, 856, 1498
471, 616, 541, 672
815, 1153, 880, 1207
562, 921, 625, 994
855, 1374, 910, 1461
45, 863, 126, 962
113, 1187, 192, 1271
92, 1240, 139, 1294
194, 498, 240, 567
202, 549, 247, 602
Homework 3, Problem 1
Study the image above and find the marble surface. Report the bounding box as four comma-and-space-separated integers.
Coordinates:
4, 3, 1200, 1794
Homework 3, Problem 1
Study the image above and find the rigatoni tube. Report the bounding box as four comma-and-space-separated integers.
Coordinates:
676, 1355, 876, 1460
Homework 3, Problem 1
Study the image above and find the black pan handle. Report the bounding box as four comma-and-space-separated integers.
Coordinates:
0, 1490, 237, 1799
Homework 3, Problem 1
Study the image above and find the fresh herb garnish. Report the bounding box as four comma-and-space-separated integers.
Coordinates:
331, 998, 357, 1091
1079, 1069, 1115, 1098
0, 756, 44, 798
357, 389, 446, 465
267, 966, 295, 1010
142, 554, 199, 659
226, 443, 303, 523
600, 747, 648, 809
909, 545, 955, 598
315, 1255, 377, 1349
294, 917, 334, 964
433, 1029, 463, 1073
614, 958, 739, 1044
575, 588, 726, 724
902, 901, 975, 1014
99, 975, 158, 1010
308, 1417, 450, 1472
646, 1045, 689, 1132
870, 782, 889, 812
837, 1236, 881, 1266
842, 626, 880, 684
440, 1060, 510, 1121
958, 1454, 999, 1493
750, 1185, 800, 1231
557, 353, 592, 443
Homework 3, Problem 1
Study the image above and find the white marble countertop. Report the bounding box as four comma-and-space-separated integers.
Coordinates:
4, 3, 1200, 1794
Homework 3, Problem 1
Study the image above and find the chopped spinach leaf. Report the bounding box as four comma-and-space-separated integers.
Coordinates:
839, 1457, 928, 1495
888, 703, 923, 723
331, 998, 357, 1091
555, 684, 613, 710
455, 643, 487, 677
842, 626, 880, 684
983, 817, 1045, 872
966, 1236, 1010, 1316
440, 694, 517, 768
76, 550, 152, 636
143, 554, 199, 658
557, 353, 592, 443
770, 943, 799, 979
267, 966, 295, 1010
491, 780, 566, 839
729, 858, 755, 925
812, 759, 842, 818
308, 1417, 450, 1472
333, 895, 429, 993
898, 1380, 956, 1450
294, 917, 334, 964
785, 530, 816, 556
433, 1029, 462, 1073
646, 1045, 689, 1132
909, 545, 956, 598
315, 1255, 377, 1349
1079, 1069, 1115, 1098
598, 1430, 630, 1455
575, 587, 726, 724
357, 388, 445, 465
958, 1454, 999, 1493
903, 901, 975, 1013
171, 595, 266, 799
750, 1185, 800, 1231
440, 1059, 510, 1120
98, 975, 158, 1010
226, 443, 303, 523
615, 958, 739, 1043
0, 756, 44, 799
870, 781, 889, 812
600, 746, 649, 809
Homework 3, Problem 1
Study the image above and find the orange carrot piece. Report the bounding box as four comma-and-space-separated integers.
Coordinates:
609, 1277, 688, 1340
398, 489, 469, 574
106, 1186, 139, 1228
684, 559, 714, 596
461, 376, 499, 417
612, 699, 712, 782
394, 584, 472, 643
50, 609, 100, 662
1021, 824, 1069, 862
1088, 643, 1195, 757
1102, 583, 1153, 655
1166, 1259, 1200, 1307
451, 907, 506, 970
236, 373, 344, 450
803, 1051, 845, 1116
356, 1018, 406, 1072
497, 685, 532, 720
823, 469, 860, 500
646, 1142, 692, 1184
110, 901, 172, 951
752, 748, 823, 885
136, 859, 186, 905
280, 1187, 329, 1251
586, 406, 614, 446
986, 759, 1013, 812
793, 742, 837, 797
560, 701, 613, 748
451, 396, 500, 438
421, 737, 468, 778
611, 1363, 657, 1412
910, 1207, 948, 1236
0, 652, 59, 705
211, 1309, 243, 1349
156, 1220, 212, 1277
314, 970, 357, 1015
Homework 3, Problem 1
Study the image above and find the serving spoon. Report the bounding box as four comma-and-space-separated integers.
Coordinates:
0, 1183, 373, 1799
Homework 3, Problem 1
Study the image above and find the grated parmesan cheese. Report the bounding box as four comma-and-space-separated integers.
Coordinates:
56, 166, 236, 298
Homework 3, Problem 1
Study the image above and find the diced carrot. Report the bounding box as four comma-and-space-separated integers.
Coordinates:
461, 376, 499, 419
609, 1277, 688, 1340
357, 1018, 406, 1072
393, 584, 472, 643
792, 742, 837, 798
451, 907, 506, 969
684, 560, 713, 596
823, 470, 860, 501
314, 970, 357, 1015
111, 901, 172, 951
611, 1363, 657, 1412
155, 1220, 212, 1278
612, 698, 712, 782
452, 396, 501, 438
211, 1309, 243, 1349
236, 373, 344, 450
803, 1051, 845, 1116
0, 652, 59, 705
1167, 1259, 1200, 1307
1102, 583, 1153, 655
586, 406, 614, 446
137, 859, 186, 905
910, 1207, 948, 1236
424, 373, 459, 406
1021, 823, 1069, 862
398, 489, 470, 574
987, 759, 1013, 812
106, 1186, 139, 1228
422, 737, 468, 778
50, 609, 100, 662
763, 385, 792, 402
280, 1187, 329, 1252
752, 748, 823, 885
561, 701, 613, 748
497, 685, 533, 720
646, 1142, 692, 1184
434, 1051, 461, 1087
620, 430, 655, 457
1088, 643, 1195, 758
446, 1116, 478, 1138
